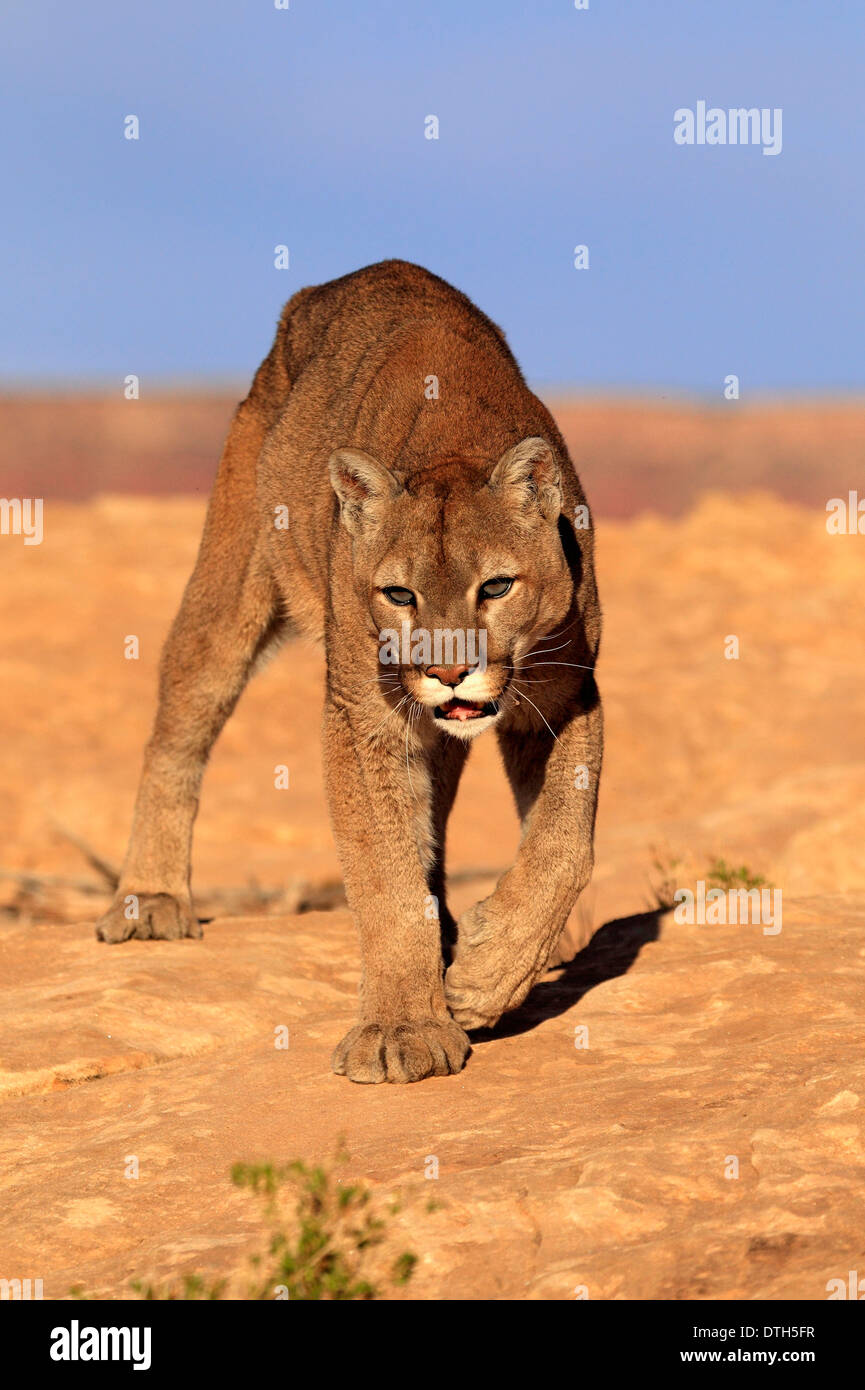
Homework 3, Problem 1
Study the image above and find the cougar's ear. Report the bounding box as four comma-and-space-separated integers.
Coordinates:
488, 436, 562, 523
328, 448, 402, 535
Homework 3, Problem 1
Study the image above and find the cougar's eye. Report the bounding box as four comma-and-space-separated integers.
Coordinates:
479, 577, 514, 601
382, 586, 415, 607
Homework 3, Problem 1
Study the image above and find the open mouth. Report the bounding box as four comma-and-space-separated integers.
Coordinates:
434, 698, 499, 723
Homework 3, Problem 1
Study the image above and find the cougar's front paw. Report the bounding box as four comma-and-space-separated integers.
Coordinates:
444, 903, 535, 1030
445, 959, 530, 1030
96, 893, 202, 943
332, 1018, 470, 1084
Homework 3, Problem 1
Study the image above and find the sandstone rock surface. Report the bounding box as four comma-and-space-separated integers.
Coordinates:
1, 897, 863, 1299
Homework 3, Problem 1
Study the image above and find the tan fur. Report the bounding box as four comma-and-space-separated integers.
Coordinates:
95, 260, 603, 1084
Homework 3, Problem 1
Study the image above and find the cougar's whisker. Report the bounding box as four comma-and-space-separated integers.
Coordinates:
509, 682, 559, 742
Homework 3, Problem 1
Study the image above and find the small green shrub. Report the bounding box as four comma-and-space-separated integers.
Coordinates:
73, 1144, 419, 1301
705, 857, 767, 892
648, 849, 767, 911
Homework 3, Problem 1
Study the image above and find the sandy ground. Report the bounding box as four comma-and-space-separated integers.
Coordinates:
0, 401, 863, 1299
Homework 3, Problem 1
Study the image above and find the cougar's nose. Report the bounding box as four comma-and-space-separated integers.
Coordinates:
425, 664, 470, 687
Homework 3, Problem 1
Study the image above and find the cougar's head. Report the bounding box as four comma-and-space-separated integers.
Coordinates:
329, 437, 576, 739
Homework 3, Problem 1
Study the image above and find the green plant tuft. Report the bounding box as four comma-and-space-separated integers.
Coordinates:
72, 1143, 421, 1301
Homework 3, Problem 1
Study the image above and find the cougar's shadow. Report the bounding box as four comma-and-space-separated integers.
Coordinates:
468, 908, 666, 1043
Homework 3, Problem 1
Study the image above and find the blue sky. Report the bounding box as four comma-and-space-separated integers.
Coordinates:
2, 0, 862, 391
